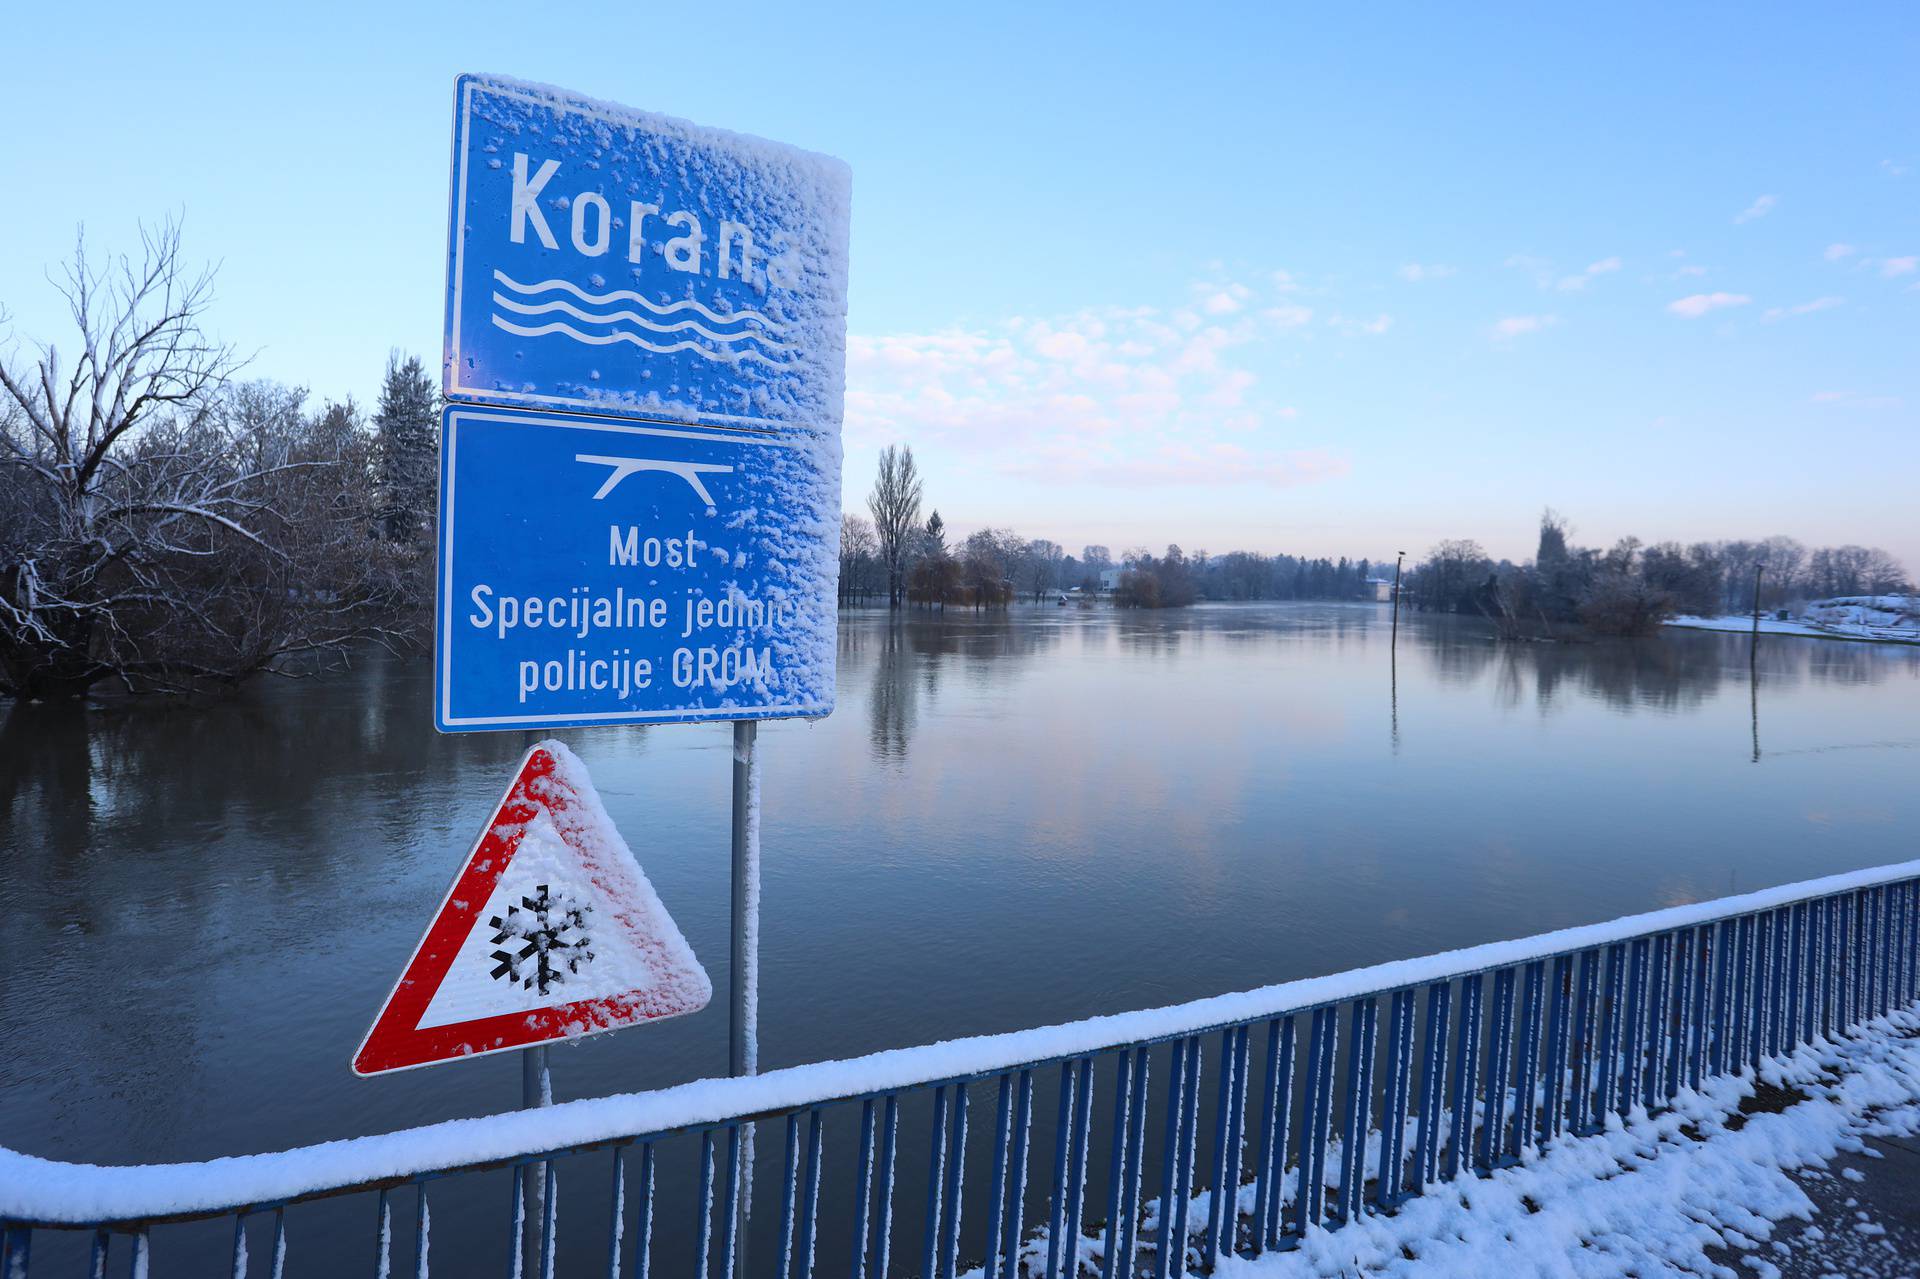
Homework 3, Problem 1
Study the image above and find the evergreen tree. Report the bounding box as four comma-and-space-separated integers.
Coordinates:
373, 352, 438, 545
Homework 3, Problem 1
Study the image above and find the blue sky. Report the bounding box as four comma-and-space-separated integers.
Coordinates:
4, 2, 1915, 568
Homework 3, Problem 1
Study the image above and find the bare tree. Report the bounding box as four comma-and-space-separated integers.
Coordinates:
866, 444, 923, 609
1411, 538, 1493, 613
1019, 538, 1065, 601
0, 223, 401, 695
1860, 548, 1912, 595
838, 512, 879, 605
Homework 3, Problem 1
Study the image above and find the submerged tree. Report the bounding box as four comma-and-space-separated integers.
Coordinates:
1019, 538, 1065, 601
959, 528, 1018, 609
838, 512, 879, 604
1114, 545, 1200, 609
907, 510, 960, 608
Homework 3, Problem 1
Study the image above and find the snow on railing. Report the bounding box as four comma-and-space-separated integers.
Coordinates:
3, 858, 1917, 1278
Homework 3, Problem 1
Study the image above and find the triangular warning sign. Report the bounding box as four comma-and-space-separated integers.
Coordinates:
353, 740, 712, 1076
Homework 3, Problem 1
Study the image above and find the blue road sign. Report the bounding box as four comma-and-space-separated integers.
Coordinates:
435, 76, 848, 733
444, 74, 851, 432
435, 405, 839, 732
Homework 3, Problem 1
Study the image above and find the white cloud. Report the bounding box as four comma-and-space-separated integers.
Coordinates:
1330, 313, 1392, 336
1733, 194, 1777, 224
1195, 281, 1252, 315
1675, 264, 1708, 278
1761, 297, 1844, 321
1270, 269, 1301, 293
845, 276, 1339, 492
1261, 304, 1314, 328
1885, 159, 1913, 178
1667, 292, 1752, 318
1203, 368, 1258, 407
1880, 256, 1917, 278
1032, 328, 1092, 360
1810, 390, 1901, 408
998, 441, 1348, 489
1503, 253, 1556, 288
1398, 263, 1456, 283
1556, 256, 1623, 290
1824, 243, 1857, 261
1492, 314, 1558, 339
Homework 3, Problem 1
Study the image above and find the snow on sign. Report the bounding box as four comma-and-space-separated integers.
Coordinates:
353, 741, 710, 1076
443, 73, 851, 430
435, 74, 847, 733
435, 404, 838, 730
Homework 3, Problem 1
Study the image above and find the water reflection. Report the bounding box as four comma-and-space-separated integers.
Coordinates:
3, 602, 1917, 1186
868, 621, 917, 764
1401, 622, 1909, 718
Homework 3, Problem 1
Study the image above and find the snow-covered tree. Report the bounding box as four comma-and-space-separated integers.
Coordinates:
0, 223, 406, 696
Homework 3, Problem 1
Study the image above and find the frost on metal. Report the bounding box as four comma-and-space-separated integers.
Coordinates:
445, 73, 852, 433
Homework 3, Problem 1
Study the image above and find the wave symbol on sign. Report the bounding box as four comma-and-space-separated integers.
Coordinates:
489, 270, 793, 367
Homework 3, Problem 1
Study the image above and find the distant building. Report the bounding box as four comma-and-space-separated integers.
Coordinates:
1100, 567, 1125, 592
1367, 578, 1396, 603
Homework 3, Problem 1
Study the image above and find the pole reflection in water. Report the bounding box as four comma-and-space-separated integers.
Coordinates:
1390, 627, 1402, 755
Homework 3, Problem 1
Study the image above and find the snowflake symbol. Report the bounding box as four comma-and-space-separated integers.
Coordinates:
489, 884, 594, 995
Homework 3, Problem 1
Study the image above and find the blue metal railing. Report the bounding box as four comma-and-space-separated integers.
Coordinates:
4, 860, 1917, 1278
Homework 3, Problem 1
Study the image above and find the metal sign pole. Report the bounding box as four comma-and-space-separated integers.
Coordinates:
523, 1043, 551, 1278
729, 719, 760, 1269
730, 720, 759, 1080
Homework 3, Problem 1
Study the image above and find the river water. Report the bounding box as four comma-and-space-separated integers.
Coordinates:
3, 602, 1917, 1265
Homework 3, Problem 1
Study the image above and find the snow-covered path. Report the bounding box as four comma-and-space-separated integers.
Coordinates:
1213, 1011, 1920, 1279
1762, 1134, 1920, 1279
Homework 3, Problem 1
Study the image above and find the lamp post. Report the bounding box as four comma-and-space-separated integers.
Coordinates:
1751, 561, 1766, 636
1391, 550, 1406, 637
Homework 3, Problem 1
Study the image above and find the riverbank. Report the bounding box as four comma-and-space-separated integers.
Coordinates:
1666, 614, 1920, 645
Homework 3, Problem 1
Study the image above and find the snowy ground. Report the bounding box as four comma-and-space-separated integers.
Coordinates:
1668, 597, 1920, 644
1208, 1010, 1920, 1279
1760, 1135, 1920, 1279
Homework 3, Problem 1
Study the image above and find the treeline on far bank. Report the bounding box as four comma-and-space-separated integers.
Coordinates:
843, 445, 1381, 609
1406, 512, 1913, 637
